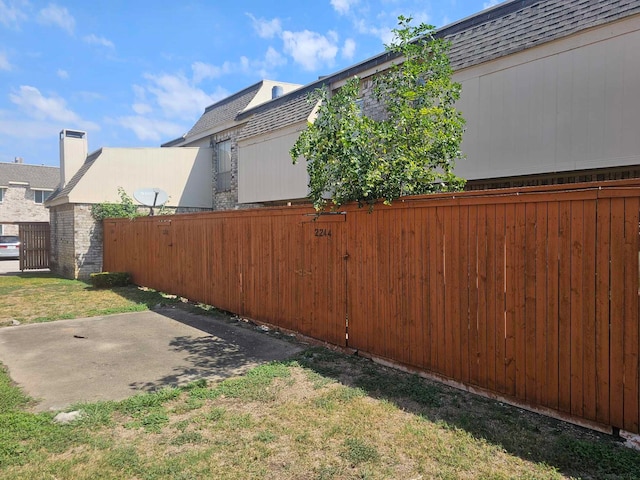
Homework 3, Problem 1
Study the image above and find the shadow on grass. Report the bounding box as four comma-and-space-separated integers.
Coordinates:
127, 307, 303, 393
294, 346, 640, 480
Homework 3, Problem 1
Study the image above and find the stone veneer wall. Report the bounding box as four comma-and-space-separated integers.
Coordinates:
49, 204, 76, 279
0, 185, 51, 235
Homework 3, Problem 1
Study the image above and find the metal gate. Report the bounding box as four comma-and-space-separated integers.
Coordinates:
18, 222, 50, 270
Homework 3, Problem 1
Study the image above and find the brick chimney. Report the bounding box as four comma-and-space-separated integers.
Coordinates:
59, 129, 87, 188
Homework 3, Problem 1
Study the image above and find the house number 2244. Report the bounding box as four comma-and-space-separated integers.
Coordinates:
314, 228, 332, 237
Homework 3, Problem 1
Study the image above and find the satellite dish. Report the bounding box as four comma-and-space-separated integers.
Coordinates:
134, 188, 168, 216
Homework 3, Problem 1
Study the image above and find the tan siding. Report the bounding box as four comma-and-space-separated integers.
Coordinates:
238, 125, 309, 204
68, 147, 213, 208
454, 19, 640, 181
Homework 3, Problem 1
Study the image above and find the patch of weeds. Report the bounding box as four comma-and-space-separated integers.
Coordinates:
212, 362, 291, 402
181, 378, 208, 391
304, 369, 335, 389
255, 429, 277, 443
206, 407, 226, 423
316, 463, 342, 480
314, 385, 366, 411
102, 445, 143, 475
0, 410, 90, 467
173, 419, 190, 432
140, 410, 169, 433
171, 396, 205, 414
116, 387, 181, 416
171, 431, 205, 446
295, 431, 310, 444
341, 437, 379, 466
125, 409, 169, 433
0, 364, 31, 413
225, 413, 254, 430
555, 435, 640, 477
73, 401, 116, 428
355, 370, 440, 407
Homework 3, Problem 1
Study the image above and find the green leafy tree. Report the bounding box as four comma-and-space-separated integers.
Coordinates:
291, 16, 466, 210
91, 187, 142, 221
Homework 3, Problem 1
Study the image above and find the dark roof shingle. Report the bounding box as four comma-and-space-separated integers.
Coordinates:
0, 162, 60, 189
185, 81, 265, 139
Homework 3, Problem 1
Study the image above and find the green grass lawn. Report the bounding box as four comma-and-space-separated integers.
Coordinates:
0, 272, 183, 326
0, 273, 639, 479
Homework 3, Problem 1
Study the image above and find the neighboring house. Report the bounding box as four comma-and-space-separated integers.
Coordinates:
164, 79, 301, 210
0, 159, 59, 235
184, 0, 640, 208
45, 81, 302, 280
46, 130, 213, 279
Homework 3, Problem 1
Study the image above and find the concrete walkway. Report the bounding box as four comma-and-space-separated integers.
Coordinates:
0, 308, 303, 412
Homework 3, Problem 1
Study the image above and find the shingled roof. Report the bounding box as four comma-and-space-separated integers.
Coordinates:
444, 0, 640, 71
238, 87, 319, 140
183, 81, 266, 140
0, 162, 59, 189
237, 0, 640, 140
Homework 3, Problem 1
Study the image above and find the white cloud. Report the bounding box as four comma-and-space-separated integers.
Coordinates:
83, 34, 115, 49
264, 46, 286, 69
353, 18, 394, 45
0, 51, 11, 71
0, 0, 28, 28
57, 69, 68, 79
37, 3, 75, 34
342, 38, 356, 59
142, 73, 220, 120
191, 61, 232, 83
132, 103, 152, 115
331, 0, 358, 15
9, 85, 97, 130
483, 0, 500, 8
247, 13, 282, 39
120, 73, 230, 141
116, 116, 185, 142
282, 29, 339, 71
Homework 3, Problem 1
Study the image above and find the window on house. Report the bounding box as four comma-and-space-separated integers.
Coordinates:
216, 139, 232, 191
0, 188, 4, 203
34, 190, 51, 204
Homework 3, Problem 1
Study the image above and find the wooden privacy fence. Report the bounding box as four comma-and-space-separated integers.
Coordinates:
103, 179, 640, 435
18, 222, 50, 270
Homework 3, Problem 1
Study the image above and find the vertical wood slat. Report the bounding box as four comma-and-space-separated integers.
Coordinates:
102, 180, 640, 435
19, 222, 50, 270
623, 198, 639, 433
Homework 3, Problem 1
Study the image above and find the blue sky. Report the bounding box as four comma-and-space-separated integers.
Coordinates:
0, 0, 502, 167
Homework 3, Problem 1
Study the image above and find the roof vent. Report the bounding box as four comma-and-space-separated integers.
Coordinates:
272, 85, 284, 99
14, 156, 23, 164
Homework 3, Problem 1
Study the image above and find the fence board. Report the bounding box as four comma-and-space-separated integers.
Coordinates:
623, 198, 639, 433
570, 200, 585, 419
468, 205, 480, 385
459, 205, 471, 385
494, 205, 507, 395
610, 198, 625, 428
582, 200, 597, 422
525, 204, 537, 404
595, 198, 611, 425
535, 203, 548, 407
558, 202, 572, 414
